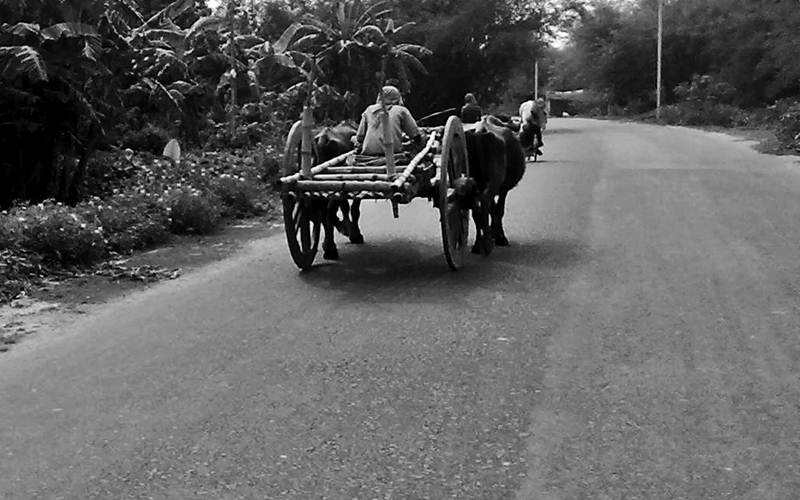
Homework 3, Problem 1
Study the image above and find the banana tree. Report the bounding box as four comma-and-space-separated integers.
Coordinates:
374, 18, 432, 95
0, 18, 106, 204
289, 0, 393, 115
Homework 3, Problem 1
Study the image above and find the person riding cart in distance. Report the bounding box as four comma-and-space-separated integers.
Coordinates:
353, 85, 423, 156
461, 93, 482, 123
519, 97, 547, 156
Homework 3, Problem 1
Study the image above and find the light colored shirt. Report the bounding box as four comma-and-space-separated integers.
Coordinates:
356, 103, 420, 155
519, 100, 547, 127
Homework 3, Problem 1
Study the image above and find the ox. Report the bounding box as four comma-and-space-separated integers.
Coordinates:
463, 115, 527, 254
312, 123, 365, 260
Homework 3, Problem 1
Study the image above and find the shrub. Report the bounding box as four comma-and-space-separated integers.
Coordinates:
658, 102, 746, 127
0, 248, 43, 303
776, 101, 800, 153
167, 189, 221, 234
83, 150, 141, 198
14, 201, 105, 266
88, 193, 171, 254
0, 212, 21, 250
674, 75, 737, 105
209, 175, 261, 217
120, 125, 170, 155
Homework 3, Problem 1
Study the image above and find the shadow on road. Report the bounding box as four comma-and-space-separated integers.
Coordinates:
544, 127, 582, 135
489, 238, 590, 269
297, 238, 589, 302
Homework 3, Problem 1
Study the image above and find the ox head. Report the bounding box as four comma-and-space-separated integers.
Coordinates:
313, 123, 357, 162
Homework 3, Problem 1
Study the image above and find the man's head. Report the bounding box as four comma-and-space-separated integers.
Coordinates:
379, 85, 403, 106
536, 97, 545, 106
464, 93, 477, 105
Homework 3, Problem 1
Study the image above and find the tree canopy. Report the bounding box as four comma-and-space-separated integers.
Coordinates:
551, 0, 800, 109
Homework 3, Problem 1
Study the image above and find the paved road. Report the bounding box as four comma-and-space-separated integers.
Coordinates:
3, 119, 800, 499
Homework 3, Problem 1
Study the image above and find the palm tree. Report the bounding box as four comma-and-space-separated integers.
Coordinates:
289, 0, 394, 115
374, 17, 432, 95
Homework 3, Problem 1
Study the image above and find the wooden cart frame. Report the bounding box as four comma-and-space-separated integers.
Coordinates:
277, 113, 472, 271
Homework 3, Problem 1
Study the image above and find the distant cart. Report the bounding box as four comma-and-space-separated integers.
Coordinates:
277, 111, 472, 271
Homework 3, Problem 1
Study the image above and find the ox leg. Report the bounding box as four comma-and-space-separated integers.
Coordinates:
349, 200, 364, 244
322, 200, 339, 260
330, 200, 351, 237
471, 193, 493, 255
492, 190, 510, 246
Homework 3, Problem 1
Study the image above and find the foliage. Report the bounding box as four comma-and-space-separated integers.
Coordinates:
655, 74, 747, 127
90, 193, 171, 253
673, 75, 736, 105
396, 0, 562, 113
0, 140, 280, 285
10, 201, 106, 266
209, 175, 261, 217
776, 101, 800, 153
657, 102, 747, 127
554, 0, 800, 109
166, 188, 221, 234
120, 124, 172, 154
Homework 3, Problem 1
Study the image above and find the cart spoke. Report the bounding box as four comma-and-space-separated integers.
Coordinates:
293, 203, 303, 233
295, 210, 304, 236
299, 216, 311, 249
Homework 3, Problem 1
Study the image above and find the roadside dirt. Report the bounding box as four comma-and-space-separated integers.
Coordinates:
0, 215, 282, 353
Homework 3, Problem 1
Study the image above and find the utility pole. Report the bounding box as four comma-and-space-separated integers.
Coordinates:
656, 0, 663, 120
534, 59, 539, 100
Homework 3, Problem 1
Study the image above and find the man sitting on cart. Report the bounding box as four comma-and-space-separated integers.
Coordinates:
353, 85, 424, 156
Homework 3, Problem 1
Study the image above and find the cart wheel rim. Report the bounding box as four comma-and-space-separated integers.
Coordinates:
283, 194, 320, 270
444, 191, 470, 259
439, 116, 470, 270
281, 119, 321, 269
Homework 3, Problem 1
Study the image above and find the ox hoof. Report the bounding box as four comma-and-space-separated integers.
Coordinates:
333, 219, 351, 237
494, 235, 510, 246
323, 247, 339, 260
472, 236, 493, 256
349, 233, 364, 244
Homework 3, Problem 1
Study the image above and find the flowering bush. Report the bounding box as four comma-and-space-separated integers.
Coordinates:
88, 193, 171, 254
166, 188, 221, 235
0, 212, 21, 250
12, 201, 106, 266
0, 141, 284, 302
209, 174, 261, 217
776, 101, 800, 153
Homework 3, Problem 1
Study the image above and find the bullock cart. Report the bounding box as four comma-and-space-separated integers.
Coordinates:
277, 112, 472, 271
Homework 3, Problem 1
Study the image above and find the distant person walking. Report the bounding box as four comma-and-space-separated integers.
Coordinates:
461, 93, 482, 123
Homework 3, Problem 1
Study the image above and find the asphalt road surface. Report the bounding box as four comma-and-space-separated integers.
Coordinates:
3, 119, 800, 499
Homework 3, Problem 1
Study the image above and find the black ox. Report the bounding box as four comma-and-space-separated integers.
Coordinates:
463, 114, 528, 254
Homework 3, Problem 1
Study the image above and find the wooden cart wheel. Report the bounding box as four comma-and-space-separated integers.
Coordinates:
282, 120, 321, 270
438, 115, 471, 270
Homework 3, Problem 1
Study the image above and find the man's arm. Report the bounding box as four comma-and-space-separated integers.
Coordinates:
354, 113, 367, 148
400, 107, 421, 141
